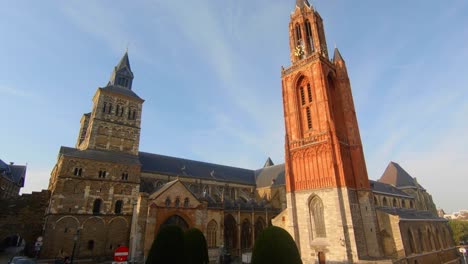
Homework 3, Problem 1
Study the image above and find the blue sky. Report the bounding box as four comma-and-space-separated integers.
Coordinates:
1, 0, 467, 213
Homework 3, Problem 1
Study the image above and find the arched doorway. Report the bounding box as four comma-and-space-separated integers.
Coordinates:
161, 215, 189, 231
224, 214, 237, 253
318, 251, 326, 264
241, 219, 252, 249
254, 217, 265, 241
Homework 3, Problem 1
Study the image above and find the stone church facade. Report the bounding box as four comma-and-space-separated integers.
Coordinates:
40, 1, 460, 263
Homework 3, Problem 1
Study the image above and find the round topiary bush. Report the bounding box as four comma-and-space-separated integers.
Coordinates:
146, 225, 185, 264
184, 228, 209, 264
251, 226, 302, 264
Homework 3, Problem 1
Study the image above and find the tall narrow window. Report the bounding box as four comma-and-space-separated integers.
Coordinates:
121, 173, 128, 181
307, 84, 313, 102
408, 229, 415, 254
114, 200, 123, 214
306, 107, 312, 129
300, 87, 305, 105
310, 196, 326, 238
305, 20, 314, 51
87, 240, 95, 250
98, 170, 107, 179
108, 104, 112, 114
207, 220, 217, 248
132, 111, 136, 120
116, 105, 120, 116
120, 107, 124, 117
93, 199, 102, 215
103, 102, 107, 113
74, 167, 82, 176
175, 197, 180, 208
295, 24, 302, 44
184, 197, 189, 208
165, 197, 171, 207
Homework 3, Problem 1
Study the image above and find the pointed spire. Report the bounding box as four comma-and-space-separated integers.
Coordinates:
263, 157, 275, 168
116, 51, 132, 72
296, 0, 311, 9
333, 48, 345, 63
107, 51, 134, 89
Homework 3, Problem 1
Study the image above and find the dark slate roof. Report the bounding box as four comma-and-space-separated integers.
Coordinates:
0, 159, 26, 186
148, 179, 179, 199
59, 146, 140, 165
139, 152, 256, 185
263, 157, 275, 168
377, 207, 445, 221
100, 86, 142, 101
379, 162, 418, 188
116, 51, 132, 72
333, 48, 344, 63
255, 164, 286, 188
296, 0, 311, 8
9, 165, 26, 187
370, 180, 412, 198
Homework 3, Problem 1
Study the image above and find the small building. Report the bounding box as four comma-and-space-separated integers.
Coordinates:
0, 159, 26, 199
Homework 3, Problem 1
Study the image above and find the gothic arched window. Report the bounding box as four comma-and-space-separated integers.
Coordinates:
310, 196, 326, 238
184, 197, 189, 208
93, 199, 102, 215
383, 197, 388, 207
418, 229, 424, 252
114, 200, 123, 214
392, 198, 397, 207
295, 23, 302, 45
175, 197, 180, 208
165, 197, 171, 207
297, 77, 314, 133
305, 19, 314, 52
407, 229, 415, 254
207, 220, 217, 248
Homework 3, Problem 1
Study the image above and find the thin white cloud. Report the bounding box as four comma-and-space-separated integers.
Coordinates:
0, 85, 33, 97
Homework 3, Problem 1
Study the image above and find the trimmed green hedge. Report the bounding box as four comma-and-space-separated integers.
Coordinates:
251, 226, 302, 264
146, 225, 185, 264
184, 228, 209, 264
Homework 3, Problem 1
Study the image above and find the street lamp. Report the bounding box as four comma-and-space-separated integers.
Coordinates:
70, 228, 80, 264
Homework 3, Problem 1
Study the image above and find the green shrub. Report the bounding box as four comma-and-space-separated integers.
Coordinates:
251, 226, 302, 264
146, 225, 185, 264
184, 228, 209, 264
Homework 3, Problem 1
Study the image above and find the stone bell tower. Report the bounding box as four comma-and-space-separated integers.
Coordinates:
76, 52, 144, 155
281, 1, 382, 262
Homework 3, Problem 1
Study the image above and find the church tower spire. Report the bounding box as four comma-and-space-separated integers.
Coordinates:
76, 52, 144, 155
289, 0, 328, 64
280, 2, 382, 262
108, 51, 134, 89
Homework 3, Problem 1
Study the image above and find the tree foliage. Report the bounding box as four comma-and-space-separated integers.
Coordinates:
146, 225, 185, 264
184, 228, 209, 264
251, 226, 302, 264
448, 220, 468, 245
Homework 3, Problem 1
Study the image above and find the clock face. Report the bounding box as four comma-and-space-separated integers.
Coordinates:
294, 45, 305, 57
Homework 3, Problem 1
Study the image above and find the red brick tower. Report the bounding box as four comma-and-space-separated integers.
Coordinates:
281, 1, 382, 262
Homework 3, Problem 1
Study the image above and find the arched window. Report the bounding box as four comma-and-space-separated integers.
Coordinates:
93, 199, 102, 215
175, 197, 180, 208
254, 217, 265, 240
241, 219, 252, 249
207, 220, 217, 248
114, 200, 123, 214
165, 197, 171, 207
407, 229, 415, 254
428, 229, 435, 250
435, 228, 441, 249
297, 77, 314, 133
402, 200, 406, 208
184, 197, 189, 208
305, 20, 314, 52
383, 197, 388, 207
310, 196, 326, 238
410, 200, 414, 208
74, 167, 82, 176
116, 105, 120, 116
393, 198, 397, 207
374, 196, 378, 206
108, 103, 112, 114
418, 229, 424, 252
295, 23, 302, 45
103, 102, 107, 113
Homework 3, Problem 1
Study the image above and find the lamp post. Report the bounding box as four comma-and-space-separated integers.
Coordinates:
70, 228, 80, 264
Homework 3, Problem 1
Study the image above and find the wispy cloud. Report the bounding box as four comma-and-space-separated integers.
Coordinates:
0, 85, 33, 97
